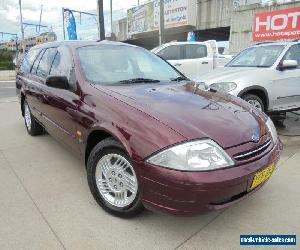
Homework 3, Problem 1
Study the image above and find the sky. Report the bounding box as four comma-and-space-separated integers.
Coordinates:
0, 0, 146, 41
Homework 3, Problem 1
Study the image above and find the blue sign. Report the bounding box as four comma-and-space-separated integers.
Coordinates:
65, 9, 77, 40
240, 235, 296, 246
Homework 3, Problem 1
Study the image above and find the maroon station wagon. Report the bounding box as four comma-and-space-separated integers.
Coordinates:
16, 41, 282, 217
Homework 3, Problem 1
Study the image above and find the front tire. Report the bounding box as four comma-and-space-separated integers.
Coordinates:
87, 138, 144, 218
23, 101, 44, 136
242, 94, 265, 112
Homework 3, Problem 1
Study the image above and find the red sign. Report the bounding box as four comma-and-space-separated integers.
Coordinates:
253, 7, 300, 42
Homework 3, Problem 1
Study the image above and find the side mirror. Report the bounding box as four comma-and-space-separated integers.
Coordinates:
279, 60, 298, 71
45, 75, 69, 90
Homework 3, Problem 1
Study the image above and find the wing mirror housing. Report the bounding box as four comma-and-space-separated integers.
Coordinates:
45, 75, 69, 90
278, 60, 298, 71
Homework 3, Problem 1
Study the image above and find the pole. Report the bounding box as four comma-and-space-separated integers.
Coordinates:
110, 0, 113, 35
97, 0, 105, 40
159, 0, 165, 45
18, 0, 25, 53
138, 0, 140, 6
38, 4, 43, 34
62, 8, 66, 40
15, 35, 19, 66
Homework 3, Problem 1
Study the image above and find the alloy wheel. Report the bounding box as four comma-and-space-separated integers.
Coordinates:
247, 99, 263, 111
24, 103, 32, 130
95, 154, 138, 208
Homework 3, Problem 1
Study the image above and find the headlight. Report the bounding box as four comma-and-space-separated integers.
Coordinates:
210, 82, 237, 92
146, 139, 234, 171
266, 117, 278, 143
195, 81, 209, 90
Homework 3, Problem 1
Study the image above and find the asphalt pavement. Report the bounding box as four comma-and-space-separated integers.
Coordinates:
0, 80, 299, 250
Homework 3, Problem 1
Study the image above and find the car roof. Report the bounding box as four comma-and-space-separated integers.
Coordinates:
161, 41, 207, 46
253, 40, 300, 47
31, 40, 138, 50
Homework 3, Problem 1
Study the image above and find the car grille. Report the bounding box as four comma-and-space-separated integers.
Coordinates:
233, 139, 272, 161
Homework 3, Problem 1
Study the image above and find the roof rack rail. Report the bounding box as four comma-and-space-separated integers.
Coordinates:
292, 39, 300, 42
255, 41, 277, 45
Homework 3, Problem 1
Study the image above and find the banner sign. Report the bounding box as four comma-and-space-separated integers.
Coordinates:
253, 7, 300, 42
154, 0, 188, 29
64, 9, 78, 40
127, 2, 154, 35
127, 0, 188, 36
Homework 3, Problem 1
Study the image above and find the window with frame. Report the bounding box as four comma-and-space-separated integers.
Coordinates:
157, 45, 182, 60
283, 44, 300, 69
20, 49, 40, 73
185, 44, 207, 59
77, 45, 180, 84
50, 46, 72, 78
31, 49, 45, 74
36, 48, 57, 78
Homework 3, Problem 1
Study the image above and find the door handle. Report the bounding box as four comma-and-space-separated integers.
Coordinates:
174, 63, 182, 67
202, 61, 209, 64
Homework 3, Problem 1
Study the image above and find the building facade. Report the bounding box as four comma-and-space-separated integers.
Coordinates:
112, 0, 300, 52
0, 32, 57, 52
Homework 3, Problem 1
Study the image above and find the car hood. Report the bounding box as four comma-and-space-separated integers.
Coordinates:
198, 67, 266, 85
95, 82, 267, 149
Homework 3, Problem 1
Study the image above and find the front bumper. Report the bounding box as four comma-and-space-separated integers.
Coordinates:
136, 139, 282, 216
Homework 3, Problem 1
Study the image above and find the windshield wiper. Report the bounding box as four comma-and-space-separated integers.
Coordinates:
256, 65, 270, 68
170, 76, 188, 82
118, 78, 160, 84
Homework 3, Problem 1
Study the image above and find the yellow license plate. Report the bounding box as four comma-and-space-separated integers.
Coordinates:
250, 163, 275, 190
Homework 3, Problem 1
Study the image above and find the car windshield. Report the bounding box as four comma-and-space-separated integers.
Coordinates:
226, 45, 285, 68
77, 45, 182, 84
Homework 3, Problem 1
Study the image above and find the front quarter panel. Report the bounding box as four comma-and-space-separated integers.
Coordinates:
76, 84, 186, 162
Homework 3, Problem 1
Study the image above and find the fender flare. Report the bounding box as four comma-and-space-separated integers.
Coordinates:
237, 85, 269, 110
85, 122, 133, 159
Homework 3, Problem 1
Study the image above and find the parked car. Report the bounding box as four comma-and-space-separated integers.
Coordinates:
151, 41, 232, 81
17, 41, 282, 217
197, 41, 300, 115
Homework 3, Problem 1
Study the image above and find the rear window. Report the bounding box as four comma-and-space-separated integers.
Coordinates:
20, 49, 40, 73
185, 44, 207, 59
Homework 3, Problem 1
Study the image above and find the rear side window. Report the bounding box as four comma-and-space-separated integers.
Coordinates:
157, 45, 182, 60
20, 49, 40, 73
31, 49, 45, 74
185, 44, 207, 59
36, 48, 57, 78
283, 44, 300, 69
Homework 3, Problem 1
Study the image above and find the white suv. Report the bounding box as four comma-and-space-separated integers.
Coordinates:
197, 41, 300, 114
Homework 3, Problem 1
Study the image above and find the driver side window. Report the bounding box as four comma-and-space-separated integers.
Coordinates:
50, 46, 72, 77
49, 45, 75, 90
283, 44, 300, 69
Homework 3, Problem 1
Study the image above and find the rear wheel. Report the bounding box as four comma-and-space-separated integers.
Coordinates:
23, 101, 44, 136
87, 138, 144, 218
242, 94, 265, 112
